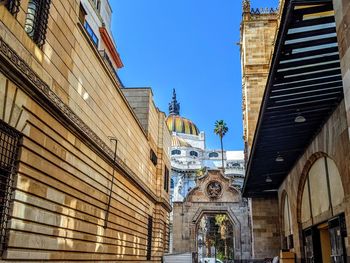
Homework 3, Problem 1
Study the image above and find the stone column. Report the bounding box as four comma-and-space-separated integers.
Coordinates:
250, 197, 280, 260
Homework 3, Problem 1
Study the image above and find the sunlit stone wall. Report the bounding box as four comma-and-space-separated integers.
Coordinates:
0, 0, 171, 261
240, 4, 279, 157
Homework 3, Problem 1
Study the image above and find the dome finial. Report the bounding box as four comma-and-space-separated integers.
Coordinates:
169, 88, 180, 115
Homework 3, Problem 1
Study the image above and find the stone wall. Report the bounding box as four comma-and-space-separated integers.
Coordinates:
240, 9, 279, 156
278, 101, 350, 261
122, 88, 151, 134
250, 197, 280, 259
333, 0, 350, 141
0, 1, 171, 261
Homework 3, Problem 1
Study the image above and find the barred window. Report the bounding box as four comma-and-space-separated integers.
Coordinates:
5, 0, 21, 16
79, 2, 87, 25
163, 166, 169, 192
0, 120, 21, 254
24, 0, 51, 48
150, 149, 157, 166
146, 215, 153, 260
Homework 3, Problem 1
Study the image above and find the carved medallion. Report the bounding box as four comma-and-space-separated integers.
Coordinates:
206, 181, 222, 199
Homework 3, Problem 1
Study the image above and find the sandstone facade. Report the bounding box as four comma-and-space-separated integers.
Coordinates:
172, 170, 252, 261
0, 1, 171, 261
240, 2, 279, 157
241, 0, 350, 262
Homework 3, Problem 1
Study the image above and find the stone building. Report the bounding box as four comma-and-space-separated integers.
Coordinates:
241, 0, 350, 262
172, 169, 252, 262
165, 91, 250, 260
0, 0, 171, 261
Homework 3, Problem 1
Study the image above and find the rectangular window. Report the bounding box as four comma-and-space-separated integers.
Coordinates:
164, 166, 169, 192
146, 215, 153, 260
0, 120, 21, 254
24, 0, 51, 48
150, 149, 157, 166
84, 21, 99, 47
79, 2, 87, 24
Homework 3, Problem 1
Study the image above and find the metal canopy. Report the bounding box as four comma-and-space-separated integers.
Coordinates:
243, 0, 343, 197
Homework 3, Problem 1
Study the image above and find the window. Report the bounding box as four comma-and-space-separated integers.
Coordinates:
171, 149, 181, 155
146, 215, 153, 260
170, 178, 174, 189
5, 0, 21, 16
96, 0, 101, 12
164, 166, 169, 192
190, 151, 198, 157
0, 120, 21, 253
24, 0, 51, 48
79, 2, 87, 24
84, 21, 99, 47
209, 152, 219, 158
150, 149, 157, 166
90, 0, 101, 12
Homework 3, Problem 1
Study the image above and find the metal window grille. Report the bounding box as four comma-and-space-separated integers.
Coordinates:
0, 120, 21, 254
150, 149, 157, 166
24, 0, 51, 48
146, 216, 153, 260
163, 166, 169, 192
78, 2, 87, 25
4, 0, 21, 16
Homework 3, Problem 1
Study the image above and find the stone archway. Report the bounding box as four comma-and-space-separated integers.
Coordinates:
191, 206, 242, 260
171, 169, 251, 261
296, 153, 347, 262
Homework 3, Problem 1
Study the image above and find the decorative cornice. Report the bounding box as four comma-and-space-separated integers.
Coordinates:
250, 7, 279, 15
0, 37, 171, 212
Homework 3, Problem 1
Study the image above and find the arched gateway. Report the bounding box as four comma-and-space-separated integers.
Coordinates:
172, 169, 252, 261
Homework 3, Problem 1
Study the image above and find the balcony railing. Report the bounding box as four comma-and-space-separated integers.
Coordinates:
99, 50, 124, 87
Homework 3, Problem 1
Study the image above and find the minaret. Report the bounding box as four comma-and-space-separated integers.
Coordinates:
169, 89, 180, 115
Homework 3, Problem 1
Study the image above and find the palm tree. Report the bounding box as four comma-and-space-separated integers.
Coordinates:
214, 120, 228, 171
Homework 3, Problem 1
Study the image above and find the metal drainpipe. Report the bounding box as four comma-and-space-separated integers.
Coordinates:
104, 137, 118, 228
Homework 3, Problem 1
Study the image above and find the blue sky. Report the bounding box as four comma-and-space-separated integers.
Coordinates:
111, 0, 279, 150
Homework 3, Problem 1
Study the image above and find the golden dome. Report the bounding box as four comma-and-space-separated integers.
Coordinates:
166, 89, 199, 135
172, 135, 192, 147
166, 115, 199, 136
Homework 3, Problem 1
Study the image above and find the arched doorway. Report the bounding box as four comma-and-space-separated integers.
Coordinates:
196, 213, 235, 262
298, 155, 346, 263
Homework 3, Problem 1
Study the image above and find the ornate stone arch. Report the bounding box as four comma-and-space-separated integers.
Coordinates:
190, 206, 243, 260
